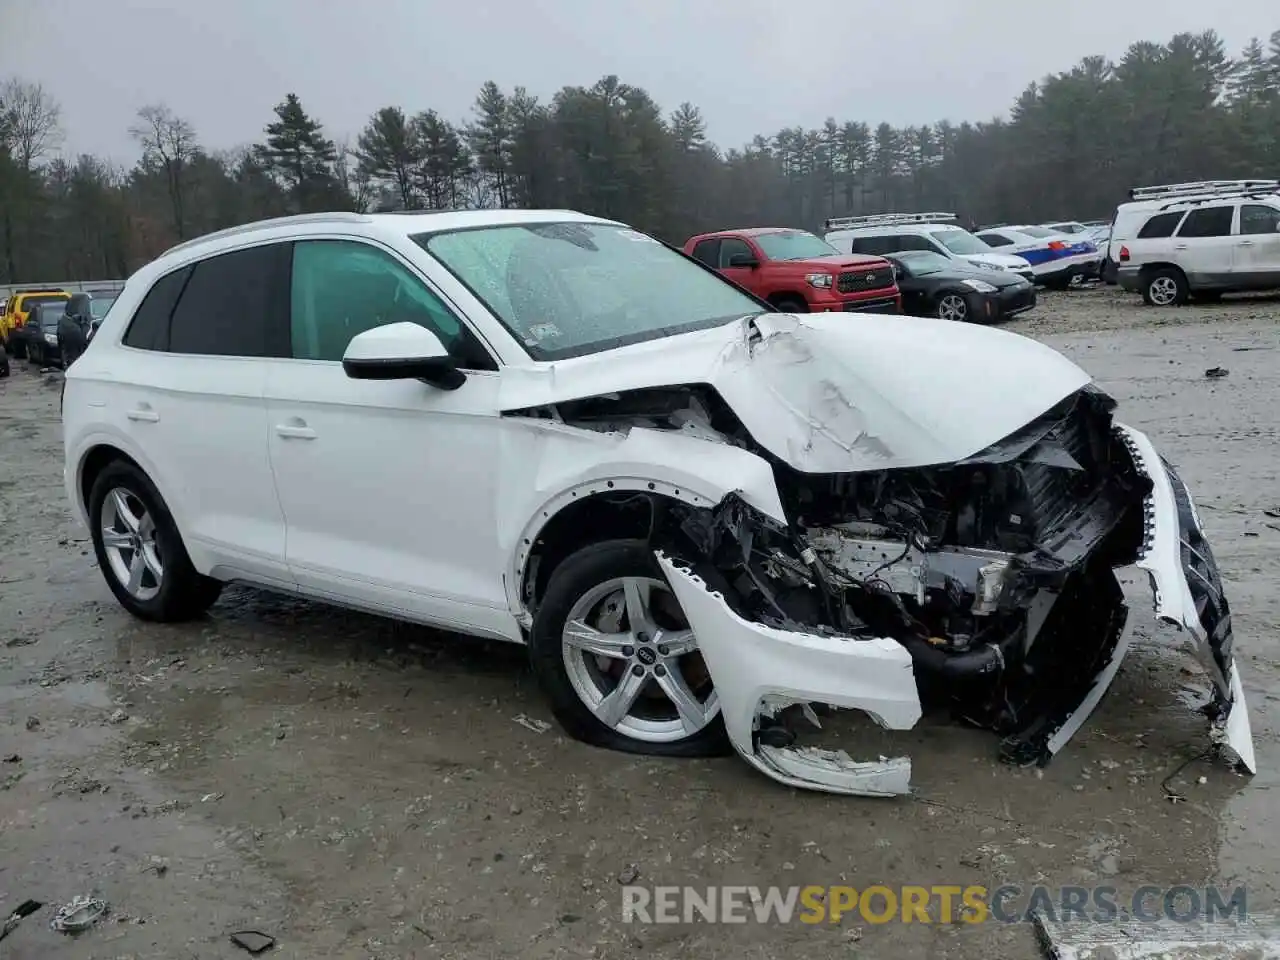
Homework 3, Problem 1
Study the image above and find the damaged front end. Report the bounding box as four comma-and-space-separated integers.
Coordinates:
652, 387, 1255, 795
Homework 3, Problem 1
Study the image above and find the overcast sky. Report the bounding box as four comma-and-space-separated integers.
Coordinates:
1, 0, 1273, 164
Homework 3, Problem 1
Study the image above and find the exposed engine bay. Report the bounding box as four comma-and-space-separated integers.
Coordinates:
509, 375, 1254, 796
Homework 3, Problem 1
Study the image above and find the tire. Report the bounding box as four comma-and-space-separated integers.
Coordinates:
11, 337, 25, 359
529, 539, 731, 757
1141, 267, 1188, 307
771, 296, 808, 314
936, 292, 969, 322
88, 459, 223, 621
28, 343, 40, 366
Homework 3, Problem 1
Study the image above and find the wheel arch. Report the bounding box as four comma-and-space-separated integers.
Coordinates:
766, 291, 809, 311
1138, 261, 1187, 281
501, 428, 786, 625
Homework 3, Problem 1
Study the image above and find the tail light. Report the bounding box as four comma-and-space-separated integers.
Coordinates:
1047, 240, 1066, 251
1119, 245, 1130, 262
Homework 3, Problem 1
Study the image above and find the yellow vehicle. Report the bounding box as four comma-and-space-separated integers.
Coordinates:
2, 289, 71, 347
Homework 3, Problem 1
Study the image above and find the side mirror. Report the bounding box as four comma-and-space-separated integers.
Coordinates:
342, 322, 465, 391
890, 263, 904, 281
727, 253, 759, 268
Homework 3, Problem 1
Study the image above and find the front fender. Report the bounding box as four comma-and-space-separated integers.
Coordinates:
499, 421, 786, 620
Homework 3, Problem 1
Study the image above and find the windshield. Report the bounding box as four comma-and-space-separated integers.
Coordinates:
892, 251, 953, 275
89, 295, 117, 318
753, 231, 839, 261
418, 222, 763, 360
932, 229, 992, 255
1017, 226, 1057, 239
38, 307, 62, 329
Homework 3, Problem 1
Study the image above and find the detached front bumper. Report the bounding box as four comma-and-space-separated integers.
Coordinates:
1115, 423, 1256, 774
656, 423, 1255, 796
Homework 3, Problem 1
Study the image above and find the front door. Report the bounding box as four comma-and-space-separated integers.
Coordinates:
264, 237, 517, 641
1234, 203, 1280, 287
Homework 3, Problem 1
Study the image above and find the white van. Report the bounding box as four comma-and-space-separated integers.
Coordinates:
824, 213, 1035, 280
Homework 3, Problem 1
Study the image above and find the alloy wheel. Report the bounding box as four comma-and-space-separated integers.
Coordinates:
1148, 276, 1178, 306
101, 487, 164, 601
938, 294, 968, 321
561, 575, 719, 743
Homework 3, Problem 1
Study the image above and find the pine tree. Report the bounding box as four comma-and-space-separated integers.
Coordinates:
253, 93, 346, 212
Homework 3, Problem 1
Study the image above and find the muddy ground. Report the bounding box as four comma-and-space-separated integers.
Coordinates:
1, 284, 1277, 959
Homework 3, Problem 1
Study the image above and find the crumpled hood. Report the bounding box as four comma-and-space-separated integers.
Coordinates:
964, 252, 1033, 271
498, 313, 1092, 474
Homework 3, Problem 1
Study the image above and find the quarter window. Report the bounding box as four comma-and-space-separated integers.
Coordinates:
849, 234, 898, 256
168, 244, 289, 357
1137, 211, 1186, 239
122, 266, 192, 351
289, 239, 494, 368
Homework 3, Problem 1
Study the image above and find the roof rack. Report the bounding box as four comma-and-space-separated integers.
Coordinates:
160, 211, 372, 258
1128, 180, 1280, 201
824, 212, 957, 230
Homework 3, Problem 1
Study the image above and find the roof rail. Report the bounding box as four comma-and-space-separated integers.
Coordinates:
824, 212, 957, 230
1154, 190, 1280, 213
1128, 180, 1280, 201
160, 211, 372, 258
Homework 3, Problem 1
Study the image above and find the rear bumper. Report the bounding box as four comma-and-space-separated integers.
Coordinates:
1116, 265, 1143, 292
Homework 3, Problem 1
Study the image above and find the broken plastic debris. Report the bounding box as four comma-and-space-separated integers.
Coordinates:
512, 714, 552, 734
230, 929, 276, 954
49, 895, 108, 933
1, 900, 43, 942
201, 792, 225, 802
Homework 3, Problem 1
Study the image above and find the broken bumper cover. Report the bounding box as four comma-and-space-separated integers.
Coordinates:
656, 552, 920, 796
655, 422, 1255, 797
1116, 423, 1256, 774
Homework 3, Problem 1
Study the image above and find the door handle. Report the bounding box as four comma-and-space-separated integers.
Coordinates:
275, 422, 316, 440
1238, 240, 1255, 246
126, 407, 159, 423
1174, 244, 1188, 250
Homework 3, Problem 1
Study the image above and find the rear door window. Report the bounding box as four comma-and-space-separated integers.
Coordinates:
690, 238, 720, 267
1176, 205, 1234, 238
167, 244, 290, 357
849, 234, 898, 256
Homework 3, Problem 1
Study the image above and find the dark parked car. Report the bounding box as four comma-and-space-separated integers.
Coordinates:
885, 250, 1038, 323
21, 303, 67, 367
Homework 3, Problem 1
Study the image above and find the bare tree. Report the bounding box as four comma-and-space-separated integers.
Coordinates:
333, 138, 374, 212
0, 78, 63, 169
130, 103, 199, 238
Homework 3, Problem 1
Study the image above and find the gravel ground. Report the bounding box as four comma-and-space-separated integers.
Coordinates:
1, 285, 1277, 959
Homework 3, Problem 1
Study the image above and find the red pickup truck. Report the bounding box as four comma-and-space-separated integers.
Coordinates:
683, 228, 901, 314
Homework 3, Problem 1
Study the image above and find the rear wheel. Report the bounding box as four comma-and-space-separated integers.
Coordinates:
88, 460, 223, 621
1141, 268, 1188, 307
529, 540, 729, 757
937, 293, 969, 322
28, 343, 41, 366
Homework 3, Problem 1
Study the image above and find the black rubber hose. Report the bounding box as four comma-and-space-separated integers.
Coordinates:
897, 625, 1024, 681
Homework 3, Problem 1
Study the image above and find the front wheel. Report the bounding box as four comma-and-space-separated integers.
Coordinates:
88, 460, 223, 621
937, 293, 969, 322
529, 540, 729, 757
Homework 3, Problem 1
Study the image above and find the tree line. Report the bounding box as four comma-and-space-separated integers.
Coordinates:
1, 27, 1278, 283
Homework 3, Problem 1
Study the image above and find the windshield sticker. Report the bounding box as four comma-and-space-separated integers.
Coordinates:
617, 229, 658, 243
527, 322, 562, 341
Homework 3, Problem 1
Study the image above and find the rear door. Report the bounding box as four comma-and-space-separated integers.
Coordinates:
1234, 203, 1280, 286
1171, 204, 1236, 282
109, 244, 291, 585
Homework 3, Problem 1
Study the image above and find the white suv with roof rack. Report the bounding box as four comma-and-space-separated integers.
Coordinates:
823, 213, 1035, 281
1110, 179, 1280, 305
